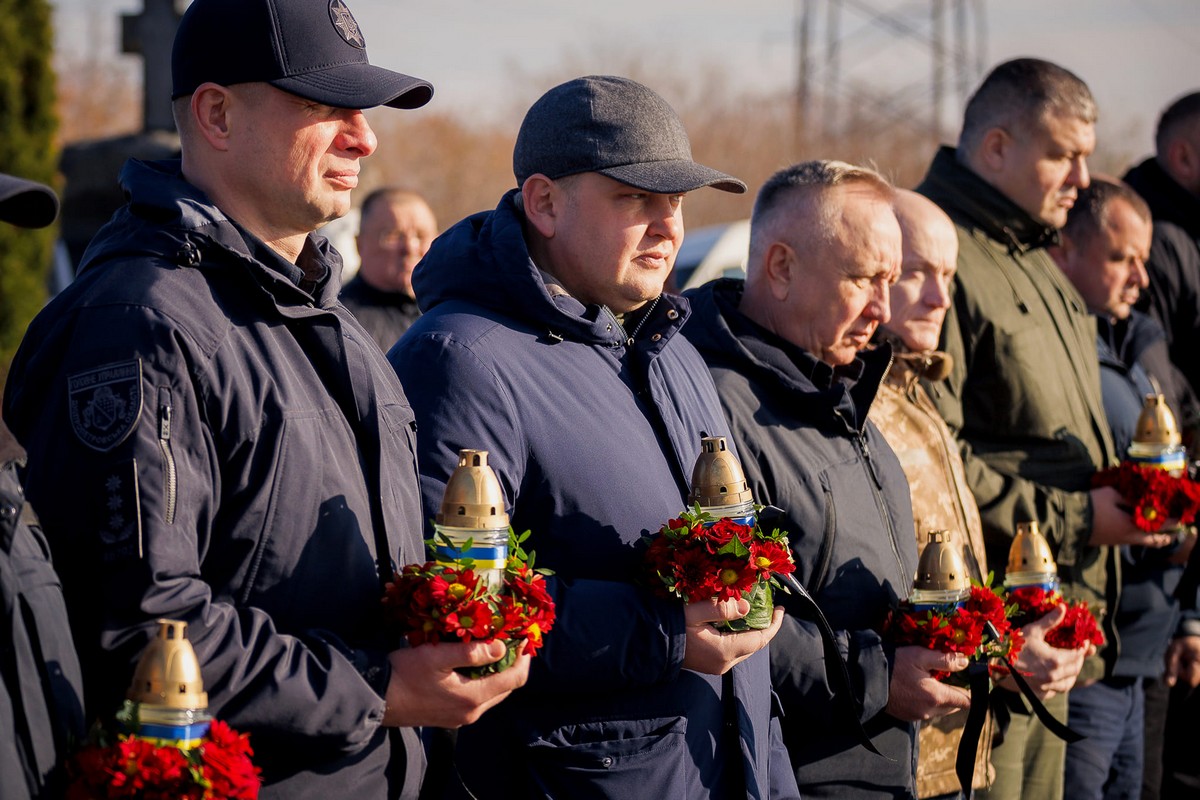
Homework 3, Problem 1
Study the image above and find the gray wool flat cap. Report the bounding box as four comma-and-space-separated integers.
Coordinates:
513, 75, 746, 195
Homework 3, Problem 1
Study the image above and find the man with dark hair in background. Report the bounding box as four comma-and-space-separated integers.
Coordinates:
340, 187, 438, 352
1050, 176, 1200, 800
1124, 91, 1200, 400
916, 58, 1171, 800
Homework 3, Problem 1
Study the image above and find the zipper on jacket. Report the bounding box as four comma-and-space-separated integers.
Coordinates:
158, 387, 177, 525
626, 296, 660, 344
855, 433, 907, 582
812, 485, 838, 591
604, 296, 661, 346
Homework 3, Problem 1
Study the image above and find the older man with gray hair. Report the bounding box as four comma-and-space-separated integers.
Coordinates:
684, 160, 971, 799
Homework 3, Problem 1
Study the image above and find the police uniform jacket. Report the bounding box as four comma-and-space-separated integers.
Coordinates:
390, 191, 799, 800
0, 460, 85, 800
682, 279, 919, 800
3, 159, 426, 800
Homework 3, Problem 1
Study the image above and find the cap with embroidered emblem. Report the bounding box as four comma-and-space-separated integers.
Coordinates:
0, 172, 58, 229
513, 75, 746, 195
172, 0, 432, 110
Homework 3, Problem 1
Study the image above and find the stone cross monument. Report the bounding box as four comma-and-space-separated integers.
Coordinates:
122, 0, 186, 133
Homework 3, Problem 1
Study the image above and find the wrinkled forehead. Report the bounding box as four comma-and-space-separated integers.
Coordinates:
900, 222, 958, 277
1031, 109, 1096, 155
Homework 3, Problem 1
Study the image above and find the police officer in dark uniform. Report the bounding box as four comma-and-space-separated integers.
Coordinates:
0, 172, 85, 800
1, 2, 527, 798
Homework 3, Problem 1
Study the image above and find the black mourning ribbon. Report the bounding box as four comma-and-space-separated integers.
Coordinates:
951, 618, 1083, 796
760, 505, 884, 757
952, 624, 1085, 796
954, 658, 992, 798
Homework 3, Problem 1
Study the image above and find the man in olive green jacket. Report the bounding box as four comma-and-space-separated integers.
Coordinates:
916, 58, 1176, 800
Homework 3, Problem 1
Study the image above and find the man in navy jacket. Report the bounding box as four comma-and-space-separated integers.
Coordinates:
390, 76, 798, 799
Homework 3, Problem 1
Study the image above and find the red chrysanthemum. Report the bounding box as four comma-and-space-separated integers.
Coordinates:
885, 580, 1023, 677
1093, 462, 1200, 532
1044, 601, 1105, 649
381, 529, 557, 676
642, 506, 797, 614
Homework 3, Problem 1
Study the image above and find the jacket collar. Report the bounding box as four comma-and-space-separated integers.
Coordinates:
82, 158, 343, 311
684, 278, 892, 435
874, 329, 952, 394
413, 188, 691, 350
1123, 157, 1200, 240
918, 146, 1060, 254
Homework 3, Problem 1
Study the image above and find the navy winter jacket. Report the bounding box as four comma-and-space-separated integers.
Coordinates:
683, 279, 919, 799
4, 159, 427, 799
390, 191, 799, 800
1095, 312, 1192, 679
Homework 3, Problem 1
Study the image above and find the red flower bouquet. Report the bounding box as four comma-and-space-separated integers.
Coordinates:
643, 505, 796, 631
66, 718, 260, 800
383, 528, 556, 677
885, 582, 1023, 680
1006, 585, 1104, 650
1091, 462, 1200, 532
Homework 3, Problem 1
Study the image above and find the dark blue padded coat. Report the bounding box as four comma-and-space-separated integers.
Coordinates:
390, 190, 799, 800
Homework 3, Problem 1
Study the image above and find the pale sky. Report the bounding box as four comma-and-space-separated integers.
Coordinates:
53, 0, 1200, 156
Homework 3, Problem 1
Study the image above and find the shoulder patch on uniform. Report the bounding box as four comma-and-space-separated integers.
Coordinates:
67, 360, 143, 451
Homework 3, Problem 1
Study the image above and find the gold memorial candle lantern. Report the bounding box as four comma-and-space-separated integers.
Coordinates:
435, 449, 510, 590
1003, 520, 1059, 591
1128, 393, 1187, 477
123, 619, 211, 748
909, 530, 971, 608
688, 436, 756, 525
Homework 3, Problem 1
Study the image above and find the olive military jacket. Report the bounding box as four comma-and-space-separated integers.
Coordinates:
917, 147, 1120, 681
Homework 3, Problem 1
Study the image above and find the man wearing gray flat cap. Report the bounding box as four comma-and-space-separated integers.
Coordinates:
3, 1, 526, 798
389, 76, 800, 799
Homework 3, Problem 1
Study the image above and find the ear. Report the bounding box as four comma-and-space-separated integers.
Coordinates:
1167, 137, 1200, 188
762, 241, 796, 302
520, 174, 559, 239
1048, 233, 1074, 273
190, 83, 235, 152
977, 127, 1011, 175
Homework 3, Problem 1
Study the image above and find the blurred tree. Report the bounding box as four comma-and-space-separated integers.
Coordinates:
0, 0, 58, 392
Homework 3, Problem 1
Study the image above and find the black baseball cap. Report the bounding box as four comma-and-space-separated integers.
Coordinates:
172, 0, 433, 110
0, 173, 58, 229
513, 76, 746, 195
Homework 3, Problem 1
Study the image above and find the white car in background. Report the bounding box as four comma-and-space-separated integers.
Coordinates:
668, 218, 749, 292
